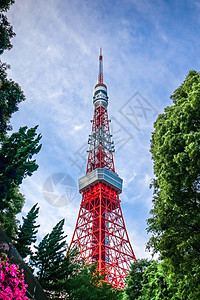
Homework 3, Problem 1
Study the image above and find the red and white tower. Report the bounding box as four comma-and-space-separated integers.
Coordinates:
70, 49, 136, 288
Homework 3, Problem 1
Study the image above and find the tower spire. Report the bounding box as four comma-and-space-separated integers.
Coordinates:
98, 47, 103, 84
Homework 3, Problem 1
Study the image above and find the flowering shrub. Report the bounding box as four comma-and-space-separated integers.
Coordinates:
0, 255, 28, 300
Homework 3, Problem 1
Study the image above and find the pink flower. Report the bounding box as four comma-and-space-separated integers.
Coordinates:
0, 270, 5, 281
0, 256, 28, 299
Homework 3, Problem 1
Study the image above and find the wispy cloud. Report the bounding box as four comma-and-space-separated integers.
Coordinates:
3, 0, 200, 259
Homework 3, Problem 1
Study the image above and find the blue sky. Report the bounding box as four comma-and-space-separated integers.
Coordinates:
3, 0, 200, 258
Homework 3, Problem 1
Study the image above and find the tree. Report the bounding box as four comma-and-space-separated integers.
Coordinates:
0, 62, 25, 138
139, 261, 177, 300
15, 203, 40, 259
124, 259, 152, 300
0, 0, 42, 237
66, 262, 122, 300
147, 70, 200, 298
0, 0, 23, 138
0, 126, 41, 237
0, 0, 15, 54
31, 219, 68, 296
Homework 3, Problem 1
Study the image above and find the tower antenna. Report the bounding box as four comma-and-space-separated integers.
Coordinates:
98, 47, 103, 84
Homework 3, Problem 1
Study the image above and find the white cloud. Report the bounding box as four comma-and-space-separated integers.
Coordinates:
74, 124, 84, 131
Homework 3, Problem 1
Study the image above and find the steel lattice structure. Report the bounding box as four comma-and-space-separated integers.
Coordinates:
70, 49, 136, 288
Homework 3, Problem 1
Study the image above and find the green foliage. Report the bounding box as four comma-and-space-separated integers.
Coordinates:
0, 13, 15, 54
15, 203, 40, 258
0, 186, 24, 237
147, 70, 200, 298
0, 0, 15, 54
0, 1, 24, 137
0, 0, 15, 12
0, 126, 42, 188
0, 126, 41, 236
139, 261, 177, 300
124, 259, 152, 300
173, 264, 200, 300
0, 62, 25, 137
54, 245, 84, 299
31, 219, 68, 295
66, 263, 121, 300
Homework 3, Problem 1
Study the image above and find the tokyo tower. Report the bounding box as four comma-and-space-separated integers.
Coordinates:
70, 49, 136, 288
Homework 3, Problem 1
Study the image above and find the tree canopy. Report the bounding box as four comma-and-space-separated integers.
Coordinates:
124, 259, 152, 300
0, 62, 25, 137
0, 0, 15, 54
15, 203, 40, 258
147, 70, 200, 298
139, 261, 177, 300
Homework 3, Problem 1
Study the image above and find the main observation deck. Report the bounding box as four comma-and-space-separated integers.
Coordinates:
79, 168, 123, 194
